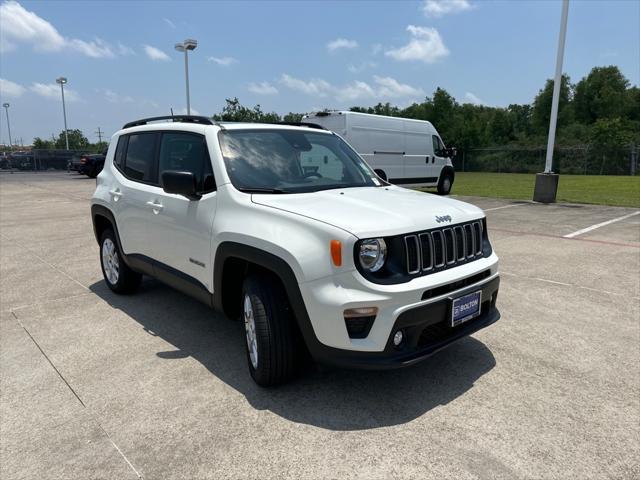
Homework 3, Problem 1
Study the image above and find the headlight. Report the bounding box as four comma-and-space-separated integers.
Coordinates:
358, 238, 387, 272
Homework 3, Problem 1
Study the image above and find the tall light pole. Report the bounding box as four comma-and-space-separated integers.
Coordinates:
2, 103, 12, 149
56, 77, 69, 150
534, 0, 570, 203
174, 39, 197, 115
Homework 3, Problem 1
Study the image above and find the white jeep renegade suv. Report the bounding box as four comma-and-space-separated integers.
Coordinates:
91, 115, 500, 386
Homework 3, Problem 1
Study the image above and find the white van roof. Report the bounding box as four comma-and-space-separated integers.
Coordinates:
304, 111, 437, 132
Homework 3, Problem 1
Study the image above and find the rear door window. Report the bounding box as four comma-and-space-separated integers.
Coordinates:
123, 133, 159, 183
113, 135, 128, 169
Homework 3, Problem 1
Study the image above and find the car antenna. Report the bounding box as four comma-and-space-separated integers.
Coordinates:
170, 107, 174, 122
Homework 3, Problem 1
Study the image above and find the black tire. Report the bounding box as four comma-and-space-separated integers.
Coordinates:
374, 169, 387, 181
99, 229, 142, 294
437, 171, 454, 195
241, 272, 300, 386
87, 168, 97, 178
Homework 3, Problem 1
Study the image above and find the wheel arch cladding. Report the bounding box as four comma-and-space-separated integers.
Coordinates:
213, 242, 320, 351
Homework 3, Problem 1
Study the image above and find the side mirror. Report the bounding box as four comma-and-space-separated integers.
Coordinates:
437, 147, 457, 158
162, 171, 201, 200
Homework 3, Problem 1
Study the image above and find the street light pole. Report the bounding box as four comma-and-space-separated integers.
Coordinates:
56, 77, 69, 150
2, 103, 12, 149
533, 0, 570, 203
174, 39, 198, 115
544, 0, 570, 174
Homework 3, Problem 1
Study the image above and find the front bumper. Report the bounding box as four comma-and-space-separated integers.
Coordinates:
307, 275, 500, 369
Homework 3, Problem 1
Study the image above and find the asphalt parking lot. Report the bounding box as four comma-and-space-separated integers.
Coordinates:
1, 171, 638, 480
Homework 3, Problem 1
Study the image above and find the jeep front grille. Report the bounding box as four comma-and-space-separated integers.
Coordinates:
403, 220, 483, 275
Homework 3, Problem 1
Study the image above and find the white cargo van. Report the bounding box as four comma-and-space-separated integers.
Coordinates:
303, 111, 456, 194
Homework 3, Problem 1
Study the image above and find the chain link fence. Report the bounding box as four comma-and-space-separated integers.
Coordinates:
453, 144, 638, 176
0, 149, 88, 171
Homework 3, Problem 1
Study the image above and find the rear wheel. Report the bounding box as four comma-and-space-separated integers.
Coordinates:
241, 272, 299, 386
437, 171, 454, 195
100, 229, 141, 294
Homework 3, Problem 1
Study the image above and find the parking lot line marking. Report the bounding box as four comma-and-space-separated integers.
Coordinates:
563, 211, 640, 238
492, 228, 640, 248
484, 203, 530, 212
11, 311, 143, 479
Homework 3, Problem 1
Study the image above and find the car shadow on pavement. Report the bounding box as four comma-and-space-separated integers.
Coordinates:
90, 279, 496, 431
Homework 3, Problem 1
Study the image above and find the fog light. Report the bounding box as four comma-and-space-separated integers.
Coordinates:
393, 330, 404, 347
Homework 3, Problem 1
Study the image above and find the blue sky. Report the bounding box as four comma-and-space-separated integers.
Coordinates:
0, 0, 638, 145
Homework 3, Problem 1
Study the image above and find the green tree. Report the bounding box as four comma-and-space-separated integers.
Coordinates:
32, 137, 54, 149
212, 97, 281, 123
55, 129, 89, 150
93, 141, 109, 153
574, 66, 630, 124
283, 112, 304, 123
531, 74, 573, 134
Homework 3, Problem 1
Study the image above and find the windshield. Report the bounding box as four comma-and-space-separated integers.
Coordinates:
218, 129, 380, 193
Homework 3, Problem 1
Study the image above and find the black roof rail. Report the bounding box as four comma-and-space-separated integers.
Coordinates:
277, 122, 328, 130
122, 115, 215, 129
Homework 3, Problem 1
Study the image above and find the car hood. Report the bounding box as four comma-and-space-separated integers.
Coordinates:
251, 185, 484, 238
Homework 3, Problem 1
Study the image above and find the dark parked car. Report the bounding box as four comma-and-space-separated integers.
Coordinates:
77, 153, 106, 178
68, 154, 86, 172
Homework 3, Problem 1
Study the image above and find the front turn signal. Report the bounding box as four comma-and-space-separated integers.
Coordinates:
330, 240, 342, 266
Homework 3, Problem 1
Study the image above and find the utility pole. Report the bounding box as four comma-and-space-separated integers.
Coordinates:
533, 0, 569, 203
95, 127, 103, 144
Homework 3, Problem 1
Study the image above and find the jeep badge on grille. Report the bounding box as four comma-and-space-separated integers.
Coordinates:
435, 215, 452, 223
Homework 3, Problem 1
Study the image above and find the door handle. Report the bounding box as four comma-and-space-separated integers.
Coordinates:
146, 201, 164, 213
109, 189, 123, 201
425, 156, 430, 163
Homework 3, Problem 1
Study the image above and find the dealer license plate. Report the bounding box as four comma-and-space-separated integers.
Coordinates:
451, 291, 482, 327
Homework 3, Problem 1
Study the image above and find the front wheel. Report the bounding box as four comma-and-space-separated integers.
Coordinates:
437, 171, 454, 195
241, 273, 300, 386
100, 229, 141, 294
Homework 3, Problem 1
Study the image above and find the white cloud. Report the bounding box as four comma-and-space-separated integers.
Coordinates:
280, 74, 423, 102
208, 56, 237, 66
347, 61, 377, 73
30, 82, 80, 102
280, 74, 331, 96
385, 25, 449, 63
67, 38, 115, 58
0, 0, 64, 52
373, 76, 424, 98
422, 0, 474, 18
464, 92, 483, 105
144, 44, 170, 61
98, 88, 134, 104
248, 82, 278, 95
326, 38, 358, 52
116, 42, 135, 56
0, 1, 128, 58
163, 18, 176, 29
0, 78, 26, 98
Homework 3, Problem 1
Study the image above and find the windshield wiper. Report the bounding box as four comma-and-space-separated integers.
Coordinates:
236, 187, 289, 194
